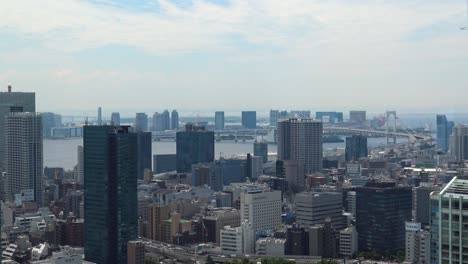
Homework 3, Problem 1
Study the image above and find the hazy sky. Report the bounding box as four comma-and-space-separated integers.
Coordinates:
1, 0, 468, 116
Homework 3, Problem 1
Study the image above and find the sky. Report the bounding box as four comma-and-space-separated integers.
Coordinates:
0, 0, 468, 116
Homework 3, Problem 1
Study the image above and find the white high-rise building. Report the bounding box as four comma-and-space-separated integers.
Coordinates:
5, 112, 43, 206
405, 222, 430, 264
240, 188, 281, 232
220, 221, 254, 255
339, 225, 358, 257
277, 118, 323, 174
76, 145, 84, 185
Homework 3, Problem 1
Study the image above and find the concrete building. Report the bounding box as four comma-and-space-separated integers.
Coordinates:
176, 124, 214, 173
349, 111, 366, 123
283, 160, 305, 193
215, 111, 225, 130
111, 112, 120, 125
277, 118, 323, 174
220, 221, 254, 255
405, 222, 430, 264
253, 141, 268, 163
127, 240, 145, 264
240, 189, 281, 232
430, 177, 468, 264
241, 111, 256, 129
134, 113, 148, 132
0, 85, 35, 172
296, 192, 344, 229
5, 112, 43, 206
339, 226, 358, 257
256, 237, 286, 257
153, 154, 176, 174
450, 125, 468, 161
171, 110, 179, 130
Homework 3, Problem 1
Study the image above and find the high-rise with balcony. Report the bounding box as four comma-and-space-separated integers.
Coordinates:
277, 118, 323, 174
84, 125, 138, 264
5, 112, 43, 206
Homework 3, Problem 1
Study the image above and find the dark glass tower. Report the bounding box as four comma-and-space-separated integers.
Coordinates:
241, 111, 256, 129
137, 132, 152, 179
345, 135, 368, 161
84, 125, 138, 264
253, 141, 268, 163
176, 124, 214, 173
355, 181, 412, 252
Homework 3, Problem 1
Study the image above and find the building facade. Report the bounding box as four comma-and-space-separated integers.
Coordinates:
176, 124, 214, 173
253, 141, 268, 163
241, 111, 256, 129
296, 192, 344, 229
240, 189, 281, 232
345, 135, 368, 161
436, 115, 454, 152
215, 111, 225, 130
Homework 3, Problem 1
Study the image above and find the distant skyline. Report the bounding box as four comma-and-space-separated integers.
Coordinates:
1, 0, 468, 112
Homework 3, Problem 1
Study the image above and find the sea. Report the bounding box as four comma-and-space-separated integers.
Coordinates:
43, 137, 406, 170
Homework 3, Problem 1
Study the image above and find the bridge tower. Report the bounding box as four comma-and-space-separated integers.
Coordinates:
386, 110, 397, 145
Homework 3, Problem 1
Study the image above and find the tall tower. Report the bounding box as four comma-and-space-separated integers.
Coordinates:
0, 85, 35, 172
171, 110, 179, 130
277, 118, 323, 174
5, 112, 43, 206
345, 135, 368, 161
241, 111, 257, 129
215, 111, 225, 130
84, 125, 138, 264
385, 111, 397, 145
176, 124, 214, 173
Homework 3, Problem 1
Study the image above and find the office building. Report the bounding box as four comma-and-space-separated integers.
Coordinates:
250, 155, 263, 180
254, 141, 268, 163
430, 177, 468, 264
241, 111, 256, 129
202, 208, 240, 244
134, 113, 148, 132
405, 222, 430, 264
0, 85, 35, 172
5, 112, 43, 206
136, 132, 152, 180
84, 125, 138, 264
153, 154, 176, 174
413, 186, 438, 226
41, 112, 62, 138
339, 226, 358, 257
285, 224, 309, 256
349, 111, 366, 123
162, 110, 170, 131
171, 110, 179, 130
220, 221, 255, 255
111, 112, 121, 125
240, 189, 281, 232
277, 118, 323, 174
176, 124, 214, 173
76, 146, 84, 185
345, 135, 368, 161
283, 160, 305, 193
215, 111, 225, 130
436, 115, 454, 152
316, 112, 343, 124
308, 219, 339, 258
256, 237, 286, 257
355, 181, 412, 252
296, 192, 344, 229
127, 240, 145, 264
450, 125, 468, 161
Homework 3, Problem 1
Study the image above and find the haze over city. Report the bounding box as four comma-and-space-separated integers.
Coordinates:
1, 0, 468, 113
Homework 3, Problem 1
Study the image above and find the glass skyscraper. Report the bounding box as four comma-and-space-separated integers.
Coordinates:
345, 135, 368, 161
176, 124, 214, 173
84, 125, 138, 264
437, 114, 454, 152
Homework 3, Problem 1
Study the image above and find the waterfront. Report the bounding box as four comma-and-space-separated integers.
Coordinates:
43, 137, 408, 170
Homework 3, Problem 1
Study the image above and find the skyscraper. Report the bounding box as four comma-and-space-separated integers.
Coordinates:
84, 125, 138, 264
5, 112, 43, 206
241, 111, 256, 129
215, 111, 225, 130
277, 118, 323, 174
355, 181, 412, 252
430, 177, 468, 264
449, 125, 468, 161
349, 111, 366, 123
176, 124, 214, 173
134, 113, 148, 132
345, 135, 368, 161
436, 114, 454, 152
41, 112, 62, 138
162, 110, 170, 131
0, 85, 35, 172
253, 141, 268, 163
171, 110, 179, 130
137, 132, 152, 180
111, 112, 121, 125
